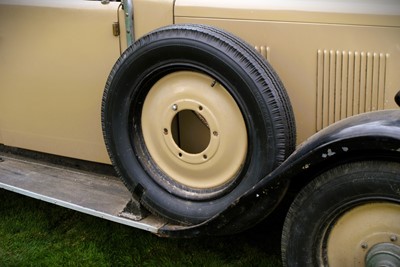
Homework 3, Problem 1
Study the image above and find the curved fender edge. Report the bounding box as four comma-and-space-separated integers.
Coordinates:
158, 110, 400, 237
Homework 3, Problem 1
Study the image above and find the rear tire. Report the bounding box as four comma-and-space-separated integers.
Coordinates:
282, 161, 400, 267
102, 24, 296, 224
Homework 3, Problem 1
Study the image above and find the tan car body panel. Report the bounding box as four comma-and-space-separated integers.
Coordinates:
0, 0, 399, 163
133, 0, 174, 40
175, 0, 400, 27
0, 0, 122, 163
174, 0, 400, 142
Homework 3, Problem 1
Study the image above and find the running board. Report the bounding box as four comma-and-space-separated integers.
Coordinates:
0, 151, 169, 233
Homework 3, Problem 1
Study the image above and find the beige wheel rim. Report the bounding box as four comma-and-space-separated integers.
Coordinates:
326, 202, 400, 266
141, 71, 247, 189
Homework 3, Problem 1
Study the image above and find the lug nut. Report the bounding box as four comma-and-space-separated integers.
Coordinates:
172, 104, 178, 111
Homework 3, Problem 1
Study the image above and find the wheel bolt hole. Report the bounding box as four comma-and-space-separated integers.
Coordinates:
213, 131, 219, 137
361, 242, 368, 249
163, 128, 168, 135
178, 153, 182, 157
199, 105, 203, 111
203, 154, 208, 159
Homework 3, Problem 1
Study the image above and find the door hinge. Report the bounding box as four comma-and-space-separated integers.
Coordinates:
112, 22, 120, 36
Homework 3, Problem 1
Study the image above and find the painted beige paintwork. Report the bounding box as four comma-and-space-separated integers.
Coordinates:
174, 0, 400, 142
0, 0, 121, 163
133, 0, 174, 39
174, 0, 400, 27
0, 0, 399, 163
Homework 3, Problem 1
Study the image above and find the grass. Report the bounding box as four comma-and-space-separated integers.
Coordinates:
0, 189, 283, 266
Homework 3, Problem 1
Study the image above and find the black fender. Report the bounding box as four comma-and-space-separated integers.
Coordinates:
159, 110, 400, 237
283, 109, 400, 191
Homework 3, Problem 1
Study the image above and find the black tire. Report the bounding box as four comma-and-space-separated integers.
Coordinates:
281, 161, 400, 267
395, 90, 400, 107
102, 24, 296, 224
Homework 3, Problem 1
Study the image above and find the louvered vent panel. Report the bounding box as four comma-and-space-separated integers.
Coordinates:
316, 50, 388, 131
254, 45, 270, 60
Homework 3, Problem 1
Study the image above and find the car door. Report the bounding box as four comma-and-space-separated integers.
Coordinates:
0, 0, 123, 163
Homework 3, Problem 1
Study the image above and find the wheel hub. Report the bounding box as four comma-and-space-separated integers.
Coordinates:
366, 243, 400, 267
326, 202, 400, 266
162, 99, 220, 165
141, 71, 247, 190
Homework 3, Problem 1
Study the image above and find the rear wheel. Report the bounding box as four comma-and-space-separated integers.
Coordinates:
282, 161, 400, 267
102, 24, 295, 224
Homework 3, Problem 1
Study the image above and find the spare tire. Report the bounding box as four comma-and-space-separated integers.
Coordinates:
102, 24, 296, 224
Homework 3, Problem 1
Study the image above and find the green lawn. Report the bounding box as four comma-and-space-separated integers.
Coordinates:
0, 189, 283, 266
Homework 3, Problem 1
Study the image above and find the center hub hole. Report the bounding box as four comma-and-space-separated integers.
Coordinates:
171, 109, 211, 154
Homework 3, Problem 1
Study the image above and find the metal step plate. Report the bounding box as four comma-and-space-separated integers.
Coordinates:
0, 151, 168, 233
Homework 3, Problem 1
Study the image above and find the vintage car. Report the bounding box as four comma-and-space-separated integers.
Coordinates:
1, 0, 399, 266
